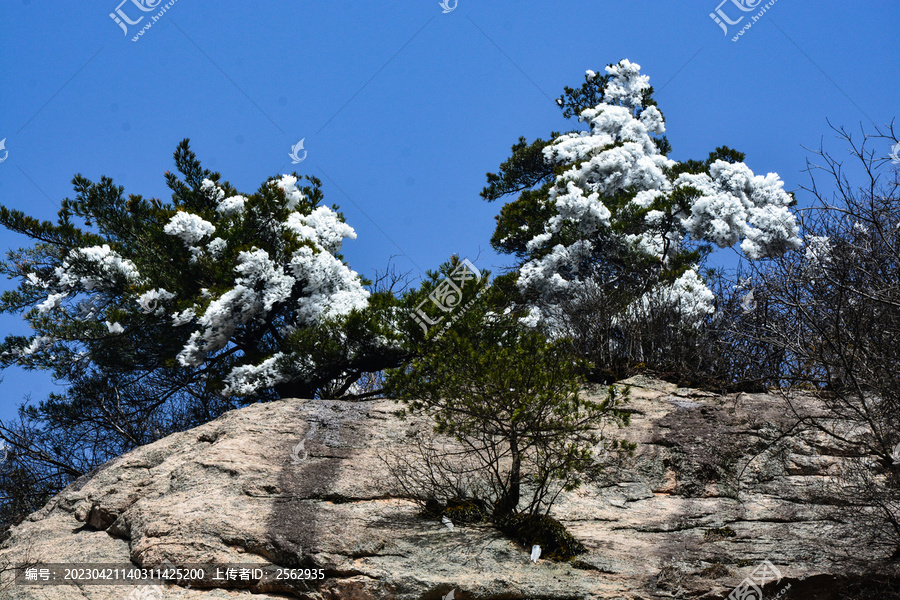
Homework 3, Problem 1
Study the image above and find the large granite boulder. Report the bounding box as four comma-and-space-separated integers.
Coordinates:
0, 376, 895, 599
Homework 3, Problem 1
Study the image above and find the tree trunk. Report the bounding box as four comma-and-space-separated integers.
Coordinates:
495, 437, 521, 518
274, 379, 316, 399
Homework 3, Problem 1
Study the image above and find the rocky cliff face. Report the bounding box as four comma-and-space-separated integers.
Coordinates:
0, 376, 896, 599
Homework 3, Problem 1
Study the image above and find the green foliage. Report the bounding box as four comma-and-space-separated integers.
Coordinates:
699, 562, 733, 579
440, 497, 488, 524
704, 526, 737, 541
495, 512, 587, 561
489, 187, 557, 259
481, 136, 559, 203
387, 285, 632, 520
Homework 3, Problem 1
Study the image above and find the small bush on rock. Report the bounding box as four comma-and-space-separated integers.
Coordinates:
386, 280, 632, 557
495, 512, 587, 561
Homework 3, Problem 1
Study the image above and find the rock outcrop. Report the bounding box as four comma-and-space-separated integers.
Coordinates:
1, 376, 896, 599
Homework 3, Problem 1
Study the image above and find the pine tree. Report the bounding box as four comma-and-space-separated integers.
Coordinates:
482, 60, 801, 373
387, 278, 632, 521
0, 140, 404, 531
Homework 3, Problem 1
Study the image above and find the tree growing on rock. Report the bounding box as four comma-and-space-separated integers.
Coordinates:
0, 140, 404, 532
482, 60, 802, 378
386, 276, 632, 557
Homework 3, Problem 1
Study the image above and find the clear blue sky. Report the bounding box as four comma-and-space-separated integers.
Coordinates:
0, 0, 897, 421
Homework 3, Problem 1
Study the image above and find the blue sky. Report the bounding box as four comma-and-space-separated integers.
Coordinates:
0, 0, 897, 421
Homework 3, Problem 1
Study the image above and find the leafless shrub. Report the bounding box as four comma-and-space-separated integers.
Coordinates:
656, 561, 687, 595
734, 121, 900, 556
0, 532, 38, 593
543, 267, 776, 391
380, 432, 496, 513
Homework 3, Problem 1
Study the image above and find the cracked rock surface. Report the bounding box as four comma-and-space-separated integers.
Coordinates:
0, 376, 893, 599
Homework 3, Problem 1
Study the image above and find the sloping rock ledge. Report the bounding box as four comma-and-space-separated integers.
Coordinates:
1, 376, 897, 599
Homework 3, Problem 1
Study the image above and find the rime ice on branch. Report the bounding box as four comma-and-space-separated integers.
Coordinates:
514, 60, 800, 325
0, 144, 389, 400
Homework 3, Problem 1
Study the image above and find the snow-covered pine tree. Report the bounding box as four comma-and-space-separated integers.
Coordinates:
1, 140, 403, 403
483, 60, 802, 373
0, 141, 404, 518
